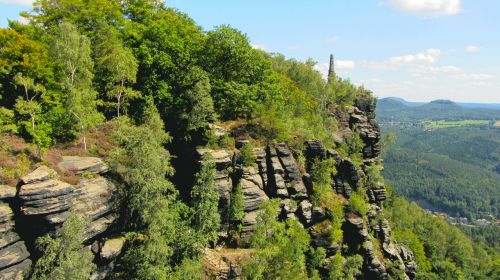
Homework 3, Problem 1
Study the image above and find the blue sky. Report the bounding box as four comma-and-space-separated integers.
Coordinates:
1, 0, 499, 103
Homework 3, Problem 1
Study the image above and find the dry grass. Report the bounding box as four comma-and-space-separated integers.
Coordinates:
0, 121, 118, 186
0, 136, 35, 186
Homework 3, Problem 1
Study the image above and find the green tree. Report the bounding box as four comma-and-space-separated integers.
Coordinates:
114, 102, 202, 279
240, 142, 256, 167
13, 73, 52, 157
202, 25, 269, 119
310, 158, 337, 206
0, 106, 17, 134
347, 188, 368, 217
111, 101, 174, 225
344, 254, 363, 280
191, 153, 221, 246
31, 213, 95, 280
30, 0, 124, 34
228, 182, 245, 236
328, 252, 346, 280
245, 199, 310, 279
95, 22, 140, 117
51, 22, 103, 151
181, 76, 217, 132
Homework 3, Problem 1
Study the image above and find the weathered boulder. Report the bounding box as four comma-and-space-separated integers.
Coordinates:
20, 165, 57, 184
72, 176, 116, 220
203, 249, 253, 280
0, 258, 31, 280
19, 179, 74, 216
254, 148, 268, 189
297, 200, 313, 225
197, 149, 233, 171
58, 156, 108, 174
0, 186, 16, 200
99, 237, 125, 262
304, 140, 327, 163
240, 171, 268, 212
334, 158, 361, 197
276, 144, 307, 198
241, 211, 260, 240
0, 201, 31, 279
0, 241, 30, 270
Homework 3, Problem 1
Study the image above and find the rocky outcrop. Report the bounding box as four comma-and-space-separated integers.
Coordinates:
17, 159, 116, 242
200, 97, 416, 279
0, 156, 119, 279
72, 177, 117, 241
239, 165, 269, 240
197, 149, 234, 222
0, 190, 30, 279
203, 248, 253, 280
58, 156, 109, 175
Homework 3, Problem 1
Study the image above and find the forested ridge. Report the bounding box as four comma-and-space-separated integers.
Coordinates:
0, 1, 498, 279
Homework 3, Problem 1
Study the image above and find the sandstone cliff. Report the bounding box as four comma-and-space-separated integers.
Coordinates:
199, 96, 416, 279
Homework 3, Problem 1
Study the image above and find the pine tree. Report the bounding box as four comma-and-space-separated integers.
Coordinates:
191, 153, 221, 246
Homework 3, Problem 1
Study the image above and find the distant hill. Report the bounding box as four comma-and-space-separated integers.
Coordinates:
377, 97, 500, 121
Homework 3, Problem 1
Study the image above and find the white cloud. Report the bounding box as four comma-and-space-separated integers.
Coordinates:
366, 48, 441, 70
386, 0, 462, 16
337, 60, 356, 70
251, 44, 266, 51
466, 45, 480, 52
430, 65, 462, 73
457, 73, 494, 81
314, 60, 356, 79
0, 0, 33, 6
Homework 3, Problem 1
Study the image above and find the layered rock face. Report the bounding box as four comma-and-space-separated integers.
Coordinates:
0, 156, 120, 279
0, 188, 31, 280
17, 156, 116, 241
201, 97, 416, 280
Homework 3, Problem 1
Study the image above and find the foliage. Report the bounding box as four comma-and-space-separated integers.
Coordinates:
181, 75, 217, 133
110, 101, 174, 226
310, 158, 337, 206
338, 132, 364, 167
327, 252, 364, 280
245, 199, 310, 279
381, 125, 500, 219
31, 213, 95, 280
228, 183, 245, 224
0, 107, 17, 134
347, 188, 368, 217
95, 22, 140, 117
51, 22, 103, 151
240, 142, 256, 167
385, 194, 500, 279
364, 162, 384, 189
191, 153, 220, 246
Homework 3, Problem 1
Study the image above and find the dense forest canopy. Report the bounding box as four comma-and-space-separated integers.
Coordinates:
0, 1, 498, 280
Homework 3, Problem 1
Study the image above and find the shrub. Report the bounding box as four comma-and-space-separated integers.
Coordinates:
347, 188, 368, 217
240, 142, 256, 166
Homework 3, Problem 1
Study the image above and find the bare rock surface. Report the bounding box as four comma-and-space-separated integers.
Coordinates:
99, 237, 125, 262
20, 166, 57, 185
58, 156, 108, 174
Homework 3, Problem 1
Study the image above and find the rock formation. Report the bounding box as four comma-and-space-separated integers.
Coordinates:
0, 156, 120, 279
0, 186, 31, 279
199, 97, 417, 280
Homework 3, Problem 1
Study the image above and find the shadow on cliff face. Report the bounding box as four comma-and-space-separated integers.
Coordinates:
168, 129, 206, 203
